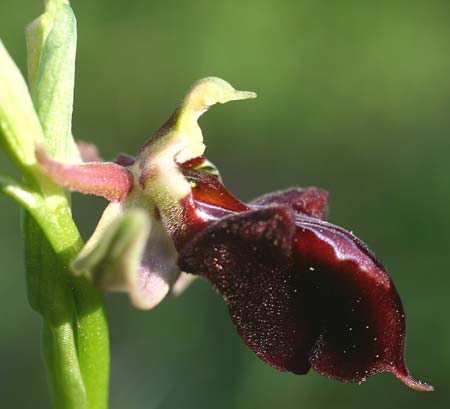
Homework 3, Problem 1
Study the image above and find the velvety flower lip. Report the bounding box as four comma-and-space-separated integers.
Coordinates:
35, 77, 432, 391
178, 169, 433, 391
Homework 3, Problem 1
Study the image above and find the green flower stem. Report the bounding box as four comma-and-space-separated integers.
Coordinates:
42, 319, 87, 408
23, 209, 109, 409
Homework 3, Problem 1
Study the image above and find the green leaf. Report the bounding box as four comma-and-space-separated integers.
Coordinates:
0, 173, 41, 209
26, 14, 53, 93
29, 0, 80, 162
26, 1, 71, 92
0, 172, 82, 255
0, 41, 44, 175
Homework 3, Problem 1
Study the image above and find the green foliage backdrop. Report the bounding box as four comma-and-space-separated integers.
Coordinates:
1, 0, 449, 408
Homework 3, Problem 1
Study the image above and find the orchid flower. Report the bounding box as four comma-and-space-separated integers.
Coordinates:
36, 77, 432, 391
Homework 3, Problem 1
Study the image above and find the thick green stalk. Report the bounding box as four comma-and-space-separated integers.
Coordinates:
23, 207, 109, 409
24, 214, 87, 409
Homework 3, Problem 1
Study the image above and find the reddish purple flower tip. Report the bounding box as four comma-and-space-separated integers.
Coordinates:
178, 167, 433, 391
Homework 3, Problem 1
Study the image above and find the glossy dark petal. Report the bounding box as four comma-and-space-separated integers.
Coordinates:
179, 156, 208, 170
251, 187, 329, 219
179, 206, 432, 390
182, 168, 248, 212
174, 168, 249, 248
292, 215, 431, 390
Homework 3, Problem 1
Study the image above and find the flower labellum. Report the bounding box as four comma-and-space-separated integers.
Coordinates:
36, 77, 432, 391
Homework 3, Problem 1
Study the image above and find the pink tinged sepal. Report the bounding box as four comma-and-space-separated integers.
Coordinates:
36, 146, 133, 202
72, 203, 180, 310
178, 205, 433, 391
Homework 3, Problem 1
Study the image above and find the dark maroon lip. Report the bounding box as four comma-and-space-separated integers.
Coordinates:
175, 165, 432, 391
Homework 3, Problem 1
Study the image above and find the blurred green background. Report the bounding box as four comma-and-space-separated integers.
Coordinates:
1, 0, 449, 408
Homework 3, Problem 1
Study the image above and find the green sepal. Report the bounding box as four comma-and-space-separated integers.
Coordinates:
135, 77, 256, 234
73, 205, 155, 309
